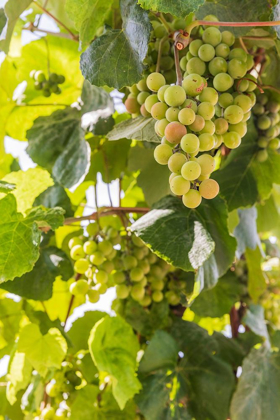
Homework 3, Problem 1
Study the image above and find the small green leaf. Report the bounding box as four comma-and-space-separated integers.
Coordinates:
0, 180, 16, 193
68, 311, 106, 352
257, 194, 280, 233
107, 117, 160, 143
33, 183, 74, 218
0, 9, 7, 34
6, 351, 33, 405
88, 316, 141, 409
138, 0, 204, 17
245, 246, 267, 302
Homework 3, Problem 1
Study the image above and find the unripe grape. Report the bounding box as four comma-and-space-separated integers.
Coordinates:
258, 115, 271, 130
164, 85, 186, 107
154, 144, 173, 164
137, 91, 150, 105
267, 101, 280, 113
180, 56, 187, 71
139, 295, 152, 307
69, 237, 83, 249
70, 279, 89, 295
146, 72, 166, 92
161, 137, 174, 147
164, 121, 187, 144
112, 271, 126, 284
170, 175, 191, 196
189, 115, 205, 132
34, 81, 42, 90
35, 70, 46, 83
186, 57, 206, 75
214, 118, 228, 134
165, 290, 181, 305
145, 94, 158, 113
116, 284, 130, 299
257, 137, 268, 148
152, 290, 164, 302
229, 48, 247, 62
229, 122, 247, 137
123, 255, 138, 270
129, 84, 139, 95
41, 407, 56, 420
98, 240, 113, 256
140, 103, 150, 117
182, 98, 198, 112
196, 154, 216, 175
236, 79, 249, 92
182, 189, 202, 208
94, 270, 108, 284
138, 259, 150, 274
125, 97, 140, 114
202, 27, 222, 46
168, 153, 187, 173
155, 118, 169, 136
181, 161, 201, 181
95, 283, 107, 294
269, 138, 280, 150
136, 79, 148, 91
246, 54, 254, 70
221, 30, 235, 46
83, 240, 97, 255
199, 133, 215, 151
100, 260, 114, 273
166, 107, 180, 122
87, 222, 99, 236
87, 289, 100, 303
131, 284, 145, 301
189, 39, 203, 56
258, 94, 268, 106
215, 43, 230, 58
130, 267, 144, 282
214, 134, 224, 148
182, 73, 205, 96
169, 172, 177, 183
161, 56, 174, 71
242, 111, 251, 122
89, 251, 105, 266
256, 149, 268, 162
74, 258, 90, 274
199, 179, 219, 199
70, 245, 85, 260
223, 131, 241, 149
157, 85, 169, 102
178, 108, 196, 125
224, 105, 244, 124
247, 92, 256, 106
198, 44, 215, 62
228, 58, 247, 79
154, 24, 168, 38
218, 93, 233, 108
132, 235, 144, 247
151, 102, 168, 120
46, 382, 60, 398
234, 95, 252, 113
208, 57, 227, 76
213, 73, 234, 92
199, 87, 218, 105
197, 102, 215, 120
181, 133, 200, 153
200, 120, 215, 135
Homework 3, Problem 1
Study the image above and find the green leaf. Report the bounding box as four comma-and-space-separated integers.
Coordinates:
89, 315, 141, 409
80, 0, 151, 89
138, 0, 204, 17
33, 183, 74, 218
0, 195, 63, 283
107, 117, 160, 143
197, 0, 270, 36
0, 180, 16, 193
26, 108, 90, 189
65, 0, 115, 48
0, 298, 23, 354
230, 347, 280, 420
17, 323, 67, 377
131, 195, 236, 280
272, 3, 280, 39
234, 207, 259, 257
68, 310, 106, 352
0, 0, 32, 53
1, 247, 73, 300
243, 304, 269, 344
0, 9, 7, 33
20, 373, 44, 415
257, 194, 280, 233
1, 168, 54, 214
6, 351, 33, 405
0, 377, 24, 420
128, 145, 170, 205
245, 246, 267, 302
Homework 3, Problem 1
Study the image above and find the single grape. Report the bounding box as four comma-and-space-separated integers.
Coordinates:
247, 92, 256, 106
257, 115, 271, 130
199, 133, 215, 151
170, 175, 191, 195
87, 222, 99, 236
224, 105, 244, 124
70, 245, 85, 261
70, 279, 89, 295
35, 70, 46, 83
83, 240, 97, 255
46, 382, 60, 398
130, 267, 144, 282
87, 289, 100, 303
223, 131, 241, 149
161, 56, 174, 71
100, 260, 114, 273
199, 179, 219, 199
98, 240, 113, 256
258, 94, 268, 106
182, 189, 202, 208
213, 73, 234, 92
182, 98, 198, 112
74, 258, 90, 274
189, 39, 203, 56
180, 56, 187, 71
256, 149, 268, 162
169, 172, 177, 183
34, 81, 42, 90
242, 111, 251, 122
152, 290, 164, 302
228, 58, 247, 79
196, 154, 216, 175
198, 44, 215, 62
202, 27, 222, 46
154, 24, 168, 38
229, 122, 247, 137
123, 255, 138, 270
129, 84, 139, 95
214, 118, 228, 134
209, 57, 227, 76
157, 85, 169, 102
146, 72, 166, 92
164, 121, 187, 144
178, 108, 196, 125
215, 103, 223, 117
140, 104, 151, 117
189, 115, 205, 132
155, 118, 169, 137
200, 120, 215, 135
182, 73, 205, 96
236, 79, 249, 92
166, 107, 180, 122
125, 97, 140, 114
229, 48, 247, 62
267, 101, 280, 113
94, 270, 108, 284
221, 30, 235, 46
181, 161, 201, 181
197, 102, 215, 120
165, 290, 181, 305
164, 85, 186, 106
131, 284, 145, 301
139, 295, 152, 307
161, 137, 174, 147
186, 57, 206, 76
151, 102, 168, 120
199, 87, 218, 105
234, 95, 252, 113
246, 54, 254, 71
181, 133, 200, 153
95, 283, 107, 294
69, 237, 83, 249
218, 92, 234, 108
269, 138, 280, 150
215, 43, 230, 58
145, 94, 158, 113
213, 134, 224, 148
89, 251, 105, 266
41, 407, 56, 420
116, 284, 130, 299
137, 91, 150, 105
202, 14, 220, 27
258, 137, 269, 148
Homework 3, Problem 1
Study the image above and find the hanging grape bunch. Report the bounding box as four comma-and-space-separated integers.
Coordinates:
30, 69, 65, 97
252, 93, 280, 162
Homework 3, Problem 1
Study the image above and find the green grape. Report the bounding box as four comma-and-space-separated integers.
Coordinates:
197, 102, 215, 120
154, 24, 168, 38
166, 107, 180, 122
224, 105, 244, 124
213, 134, 224, 148
199, 133, 215, 151
165, 290, 181, 305
130, 267, 144, 282
266, 126, 278, 138
181, 133, 200, 153
186, 57, 206, 76
267, 101, 280, 113
199, 87, 218, 105
87, 222, 99, 236
246, 92, 256, 106
94, 270, 108, 284
202, 27, 222, 46
98, 240, 113, 256
242, 111, 251, 122
221, 30, 235, 46
229, 48, 247, 62
157, 85, 169, 102
203, 14, 220, 27
57, 75, 65, 84
182, 189, 202, 208
83, 240, 97, 255
164, 85, 186, 106
178, 108, 196, 125
213, 73, 234, 91
129, 84, 139, 95
161, 136, 174, 147
164, 121, 187, 144
95, 283, 107, 294
146, 72, 166, 92
145, 94, 158, 113
70, 245, 85, 261
214, 118, 228, 134
154, 144, 173, 165
196, 154, 216, 175
269, 138, 280, 150
46, 382, 60, 397
125, 97, 140, 114
87, 289, 100, 303
188, 40, 203, 57
151, 102, 168, 120
164, 69, 176, 84
186, 51, 194, 61
89, 251, 105, 266
181, 161, 201, 181
35, 70, 46, 83
180, 56, 187, 71
137, 79, 148, 91
182, 73, 205, 96
246, 54, 254, 70
152, 290, 164, 302
199, 179, 219, 199
256, 149, 268, 162
123, 255, 138, 269
258, 115, 271, 130
70, 279, 89, 295
115, 284, 129, 299
107, 248, 117, 260
34, 81, 42, 90
228, 58, 247, 79
189, 115, 205, 132
223, 131, 241, 149
258, 137, 268, 148
74, 258, 90, 274
236, 79, 249, 92
43, 89, 51, 97
215, 43, 230, 58
218, 92, 234, 108
50, 84, 60, 94
131, 284, 145, 301
139, 277, 147, 287
182, 98, 198, 112
258, 94, 268, 106
139, 295, 152, 307
132, 235, 144, 247
155, 118, 169, 136
215, 103, 223, 117
169, 172, 177, 183
229, 121, 247, 137
209, 57, 227, 76
170, 175, 191, 195
133, 248, 145, 260
69, 237, 83, 249
138, 259, 150, 274
233, 94, 252, 113
168, 153, 187, 174
100, 260, 114, 273
198, 44, 215, 62
49, 73, 59, 83
41, 407, 56, 420
161, 56, 174, 71
200, 120, 215, 135
137, 91, 150, 105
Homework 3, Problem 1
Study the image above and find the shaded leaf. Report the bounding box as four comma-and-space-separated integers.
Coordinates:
245, 246, 267, 302
68, 311, 106, 352
234, 207, 259, 257
0, 180, 15, 193
138, 0, 204, 17
243, 304, 269, 344
33, 183, 74, 218
6, 351, 33, 405
108, 117, 160, 143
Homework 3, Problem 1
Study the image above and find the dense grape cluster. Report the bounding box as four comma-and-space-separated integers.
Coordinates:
30, 70, 65, 97
252, 93, 280, 162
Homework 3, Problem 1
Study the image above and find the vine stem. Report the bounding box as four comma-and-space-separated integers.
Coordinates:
156, 35, 168, 73
63, 207, 150, 225
63, 273, 81, 329
16, 103, 69, 107
174, 44, 182, 86
197, 20, 280, 27
261, 85, 280, 95
24, 23, 76, 41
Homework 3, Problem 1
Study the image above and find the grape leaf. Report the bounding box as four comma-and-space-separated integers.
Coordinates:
230, 347, 280, 420
17, 323, 67, 377
234, 207, 259, 257
26, 108, 90, 189
243, 304, 270, 344
272, 2, 280, 39
257, 194, 280, 233
0, 298, 23, 354
80, 0, 151, 89
65, 0, 114, 48
0, 9, 7, 33
245, 246, 267, 302
33, 183, 74, 218
88, 316, 141, 409
0, 180, 15, 193
0, 376, 24, 420
107, 117, 160, 143
20, 373, 44, 415
1, 247, 73, 300
6, 351, 33, 405
68, 310, 106, 352
0, 195, 64, 283
138, 0, 204, 17
131, 195, 236, 279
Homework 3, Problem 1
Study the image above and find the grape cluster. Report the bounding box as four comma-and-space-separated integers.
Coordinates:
30, 70, 65, 97
252, 94, 280, 162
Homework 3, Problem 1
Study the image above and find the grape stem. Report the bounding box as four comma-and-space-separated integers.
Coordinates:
64, 207, 150, 225
239, 37, 249, 54
17, 103, 69, 107
24, 22, 77, 41
236, 77, 264, 94
261, 85, 280, 95
174, 42, 183, 86
63, 273, 81, 329
156, 35, 169, 73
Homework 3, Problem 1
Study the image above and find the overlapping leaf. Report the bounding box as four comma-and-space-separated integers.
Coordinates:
138, 0, 204, 17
